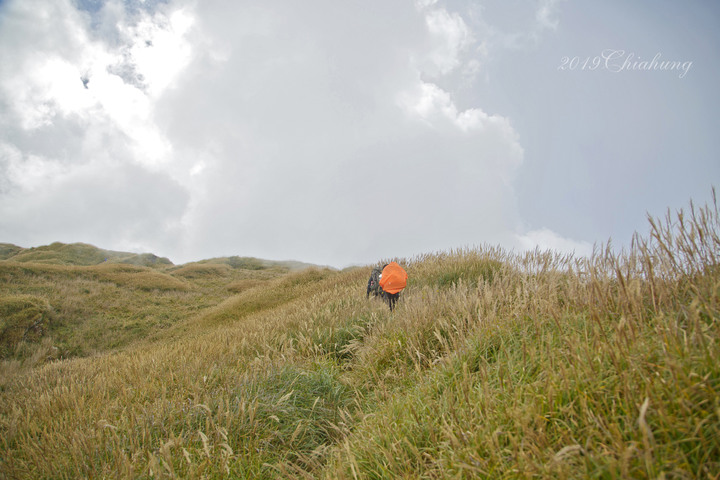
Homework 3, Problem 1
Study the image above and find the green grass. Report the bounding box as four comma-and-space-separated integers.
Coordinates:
0, 250, 314, 363
1, 192, 719, 479
0, 243, 23, 260
3, 241, 173, 267
0, 295, 55, 359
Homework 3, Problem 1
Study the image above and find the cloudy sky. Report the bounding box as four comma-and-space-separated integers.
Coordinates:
1, 0, 718, 267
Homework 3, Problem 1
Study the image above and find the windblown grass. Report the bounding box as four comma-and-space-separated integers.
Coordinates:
1, 192, 718, 479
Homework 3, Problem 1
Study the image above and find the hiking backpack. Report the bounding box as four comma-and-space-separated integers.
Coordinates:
379, 262, 407, 294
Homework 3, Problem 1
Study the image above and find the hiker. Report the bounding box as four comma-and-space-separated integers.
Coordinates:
366, 262, 408, 311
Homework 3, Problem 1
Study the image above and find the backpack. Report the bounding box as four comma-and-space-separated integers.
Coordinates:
366, 266, 384, 298
379, 262, 407, 294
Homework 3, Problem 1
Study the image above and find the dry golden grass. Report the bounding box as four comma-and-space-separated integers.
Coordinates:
1, 192, 718, 479
226, 279, 265, 294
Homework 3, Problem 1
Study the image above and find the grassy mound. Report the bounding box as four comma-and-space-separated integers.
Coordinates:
119, 253, 173, 267
170, 263, 233, 279
194, 255, 326, 272
0, 243, 23, 260
0, 262, 213, 361
4, 242, 172, 267
0, 295, 54, 359
89, 263, 190, 291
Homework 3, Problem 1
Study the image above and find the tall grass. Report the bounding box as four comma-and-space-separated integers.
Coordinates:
1, 193, 718, 478
0, 258, 294, 367
325, 193, 719, 479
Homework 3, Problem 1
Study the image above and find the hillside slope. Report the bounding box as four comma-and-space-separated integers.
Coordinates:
1, 242, 173, 267
1, 196, 718, 479
0, 243, 23, 260
0, 244, 331, 362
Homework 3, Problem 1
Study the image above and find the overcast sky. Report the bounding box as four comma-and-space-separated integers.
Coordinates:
1, 0, 718, 267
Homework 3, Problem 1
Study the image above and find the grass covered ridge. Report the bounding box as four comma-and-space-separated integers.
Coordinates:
0, 249, 318, 364
1, 242, 173, 267
1, 193, 719, 479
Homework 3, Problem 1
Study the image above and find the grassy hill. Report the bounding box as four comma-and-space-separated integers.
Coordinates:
0, 244, 329, 362
0, 243, 24, 260
1, 242, 174, 267
1, 195, 718, 479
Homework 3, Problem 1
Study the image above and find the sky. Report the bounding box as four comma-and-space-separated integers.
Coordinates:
0, 0, 718, 268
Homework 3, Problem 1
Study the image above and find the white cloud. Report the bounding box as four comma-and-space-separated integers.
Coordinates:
0, 159, 189, 253
397, 81, 522, 140
0, 0, 194, 255
117, 7, 194, 96
535, 0, 564, 31
515, 228, 593, 257
422, 7, 473, 75
0, 0, 608, 267
0, 0, 193, 166
4, 149, 68, 192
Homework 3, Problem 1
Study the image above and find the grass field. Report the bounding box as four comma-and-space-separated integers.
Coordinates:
1, 193, 718, 479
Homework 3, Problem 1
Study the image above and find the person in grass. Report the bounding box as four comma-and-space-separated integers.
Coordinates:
366, 261, 407, 311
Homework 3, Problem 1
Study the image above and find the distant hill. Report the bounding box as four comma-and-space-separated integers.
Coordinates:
0, 243, 24, 260
0, 242, 330, 271
0, 242, 172, 267
0, 241, 332, 360
0, 242, 334, 362
191, 255, 329, 272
